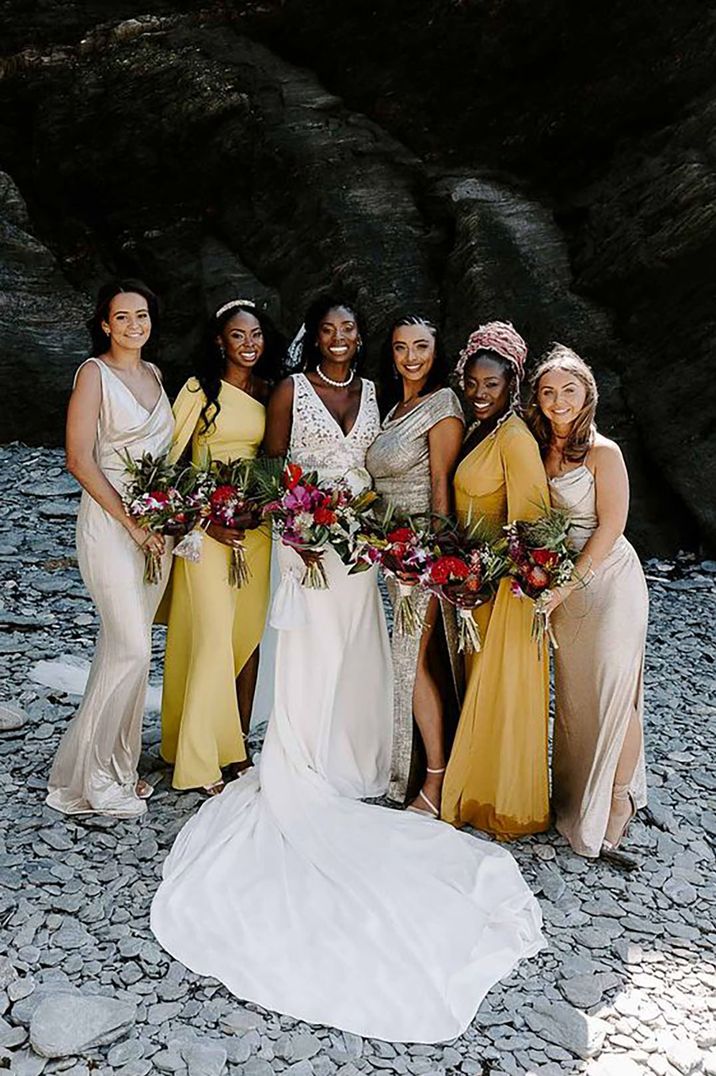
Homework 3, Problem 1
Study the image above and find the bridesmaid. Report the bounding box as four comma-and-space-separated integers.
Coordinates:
441, 322, 550, 838
161, 298, 285, 794
527, 345, 648, 862
366, 316, 464, 813
47, 280, 173, 818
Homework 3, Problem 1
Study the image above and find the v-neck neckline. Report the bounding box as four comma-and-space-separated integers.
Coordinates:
97, 358, 163, 415
301, 373, 366, 439
385, 388, 442, 425
221, 378, 265, 407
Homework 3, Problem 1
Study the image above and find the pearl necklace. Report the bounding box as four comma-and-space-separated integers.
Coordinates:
316, 364, 355, 389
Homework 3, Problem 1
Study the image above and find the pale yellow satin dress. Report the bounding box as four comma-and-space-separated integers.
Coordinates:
47, 358, 174, 818
441, 413, 551, 837
161, 378, 271, 789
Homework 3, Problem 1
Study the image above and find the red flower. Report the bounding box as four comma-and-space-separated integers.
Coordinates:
314, 507, 337, 526
532, 547, 558, 569
150, 490, 169, 504
524, 564, 550, 590
283, 463, 303, 490
429, 556, 470, 586
210, 484, 237, 506
387, 527, 414, 544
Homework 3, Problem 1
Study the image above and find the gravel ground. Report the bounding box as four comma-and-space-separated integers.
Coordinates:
1, 444, 715, 1076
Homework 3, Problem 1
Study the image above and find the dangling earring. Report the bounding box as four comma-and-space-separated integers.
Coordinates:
392, 364, 400, 381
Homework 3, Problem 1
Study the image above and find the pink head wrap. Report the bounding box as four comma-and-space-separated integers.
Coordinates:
455, 321, 528, 387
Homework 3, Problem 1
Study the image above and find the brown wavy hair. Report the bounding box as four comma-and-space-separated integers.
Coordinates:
526, 344, 598, 462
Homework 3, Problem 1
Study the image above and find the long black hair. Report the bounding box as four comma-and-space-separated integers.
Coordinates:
87, 279, 159, 359
194, 300, 287, 434
378, 314, 449, 415
299, 295, 368, 373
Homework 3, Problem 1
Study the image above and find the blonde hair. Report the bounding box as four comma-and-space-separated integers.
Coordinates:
526, 344, 598, 462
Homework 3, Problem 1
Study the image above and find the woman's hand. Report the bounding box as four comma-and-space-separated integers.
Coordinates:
128, 523, 165, 557
443, 580, 484, 610
539, 585, 570, 618
207, 522, 246, 547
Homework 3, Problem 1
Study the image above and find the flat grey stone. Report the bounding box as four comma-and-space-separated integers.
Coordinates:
107, 1038, 144, 1066
525, 999, 608, 1060
286, 1033, 322, 1062
665, 1038, 702, 1075
181, 1042, 227, 1076
5, 1047, 48, 1074
0, 1013, 26, 1048
29, 993, 136, 1058
219, 1009, 266, 1035
0, 703, 27, 731
559, 974, 605, 1009
0, 958, 18, 990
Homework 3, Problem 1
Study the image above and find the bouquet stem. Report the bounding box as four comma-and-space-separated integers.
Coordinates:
394, 581, 421, 637
457, 607, 482, 653
143, 549, 162, 586
301, 557, 328, 589
229, 543, 250, 588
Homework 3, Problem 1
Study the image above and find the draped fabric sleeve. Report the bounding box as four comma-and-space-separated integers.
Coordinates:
501, 421, 550, 524
168, 379, 204, 466
418, 387, 465, 437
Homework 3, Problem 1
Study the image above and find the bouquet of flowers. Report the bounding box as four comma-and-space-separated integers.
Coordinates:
422, 518, 506, 652
263, 463, 378, 589
351, 506, 439, 635
201, 457, 285, 588
505, 506, 577, 654
121, 450, 199, 584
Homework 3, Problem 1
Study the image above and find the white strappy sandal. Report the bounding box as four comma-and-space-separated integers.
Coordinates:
406, 767, 445, 819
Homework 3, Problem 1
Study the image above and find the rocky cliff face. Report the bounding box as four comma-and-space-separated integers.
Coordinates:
0, 2, 712, 553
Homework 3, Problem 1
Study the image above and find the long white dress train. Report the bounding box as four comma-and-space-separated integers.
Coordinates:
151, 374, 544, 1043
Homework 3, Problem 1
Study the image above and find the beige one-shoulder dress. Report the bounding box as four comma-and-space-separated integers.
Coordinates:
549, 464, 648, 857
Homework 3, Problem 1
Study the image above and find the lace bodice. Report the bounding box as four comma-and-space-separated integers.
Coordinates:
289, 373, 380, 491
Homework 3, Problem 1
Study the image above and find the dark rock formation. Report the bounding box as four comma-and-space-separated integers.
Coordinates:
0, 2, 712, 552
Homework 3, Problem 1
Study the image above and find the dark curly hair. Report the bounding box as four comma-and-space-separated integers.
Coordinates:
87, 279, 159, 359
378, 314, 449, 416
194, 300, 287, 434
299, 295, 367, 373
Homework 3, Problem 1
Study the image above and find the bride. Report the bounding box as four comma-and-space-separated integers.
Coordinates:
150, 296, 544, 1043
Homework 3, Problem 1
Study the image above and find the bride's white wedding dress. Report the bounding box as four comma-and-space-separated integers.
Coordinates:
151, 373, 544, 1043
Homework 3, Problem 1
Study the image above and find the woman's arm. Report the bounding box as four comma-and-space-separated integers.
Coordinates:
262, 377, 294, 458
66, 364, 162, 551
428, 417, 464, 521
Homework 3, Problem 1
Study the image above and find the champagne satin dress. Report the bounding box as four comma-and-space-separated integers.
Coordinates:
441, 413, 551, 837
47, 357, 174, 818
160, 378, 271, 789
549, 464, 648, 857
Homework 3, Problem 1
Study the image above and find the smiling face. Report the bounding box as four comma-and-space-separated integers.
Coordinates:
316, 306, 360, 367
217, 310, 264, 373
463, 353, 512, 423
101, 292, 151, 352
536, 367, 589, 431
392, 323, 436, 386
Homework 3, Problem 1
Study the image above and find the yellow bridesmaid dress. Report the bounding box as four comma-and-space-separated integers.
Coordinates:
161, 378, 271, 789
441, 413, 550, 837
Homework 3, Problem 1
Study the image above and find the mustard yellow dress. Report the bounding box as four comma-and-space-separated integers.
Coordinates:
441, 413, 550, 837
161, 378, 271, 789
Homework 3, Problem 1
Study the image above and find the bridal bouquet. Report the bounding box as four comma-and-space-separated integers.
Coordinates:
422, 519, 506, 652
351, 508, 438, 635
121, 450, 201, 584
181, 457, 284, 588
505, 506, 576, 653
263, 463, 378, 589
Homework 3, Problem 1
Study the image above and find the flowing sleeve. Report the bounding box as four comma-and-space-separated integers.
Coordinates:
420, 387, 466, 435
168, 379, 204, 465
501, 420, 550, 523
